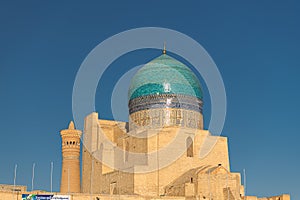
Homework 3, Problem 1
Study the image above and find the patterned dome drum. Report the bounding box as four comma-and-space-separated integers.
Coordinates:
128, 53, 203, 130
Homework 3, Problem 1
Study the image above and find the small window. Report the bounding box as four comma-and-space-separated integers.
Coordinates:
186, 137, 193, 157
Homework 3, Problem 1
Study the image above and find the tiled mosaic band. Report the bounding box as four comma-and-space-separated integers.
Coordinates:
128, 93, 203, 114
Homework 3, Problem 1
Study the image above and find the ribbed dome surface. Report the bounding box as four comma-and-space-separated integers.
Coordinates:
128, 54, 203, 100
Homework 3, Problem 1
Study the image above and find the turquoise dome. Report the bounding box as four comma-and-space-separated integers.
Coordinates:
128, 54, 203, 100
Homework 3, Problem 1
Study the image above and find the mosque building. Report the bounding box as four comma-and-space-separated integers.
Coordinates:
57, 49, 290, 200
0, 49, 289, 200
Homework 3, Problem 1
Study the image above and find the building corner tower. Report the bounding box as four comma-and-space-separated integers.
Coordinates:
60, 121, 82, 193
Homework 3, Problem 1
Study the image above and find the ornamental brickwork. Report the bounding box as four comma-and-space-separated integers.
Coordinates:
60, 121, 82, 193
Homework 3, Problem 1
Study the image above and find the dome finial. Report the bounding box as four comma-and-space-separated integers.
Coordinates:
163, 42, 166, 54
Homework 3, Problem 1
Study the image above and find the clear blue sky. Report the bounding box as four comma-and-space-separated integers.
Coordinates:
0, 0, 299, 198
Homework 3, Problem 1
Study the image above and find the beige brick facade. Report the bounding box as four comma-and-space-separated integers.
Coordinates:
81, 112, 237, 199
0, 190, 290, 200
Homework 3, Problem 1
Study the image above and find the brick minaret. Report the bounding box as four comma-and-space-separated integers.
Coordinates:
60, 121, 82, 193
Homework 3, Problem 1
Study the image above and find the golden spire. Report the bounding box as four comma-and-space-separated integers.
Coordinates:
68, 121, 75, 130
163, 42, 166, 54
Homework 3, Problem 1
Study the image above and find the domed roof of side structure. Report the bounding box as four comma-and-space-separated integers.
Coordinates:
128, 54, 203, 101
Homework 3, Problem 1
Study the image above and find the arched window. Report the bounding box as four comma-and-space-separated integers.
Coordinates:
125, 141, 129, 162
186, 137, 193, 157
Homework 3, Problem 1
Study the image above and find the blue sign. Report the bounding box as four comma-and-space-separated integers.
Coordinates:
22, 194, 70, 200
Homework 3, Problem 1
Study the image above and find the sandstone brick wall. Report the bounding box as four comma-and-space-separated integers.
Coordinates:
82, 112, 234, 198
0, 191, 21, 200
0, 184, 27, 192
0, 190, 290, 200
256, 194, 290, 200
80, 112, 289, 200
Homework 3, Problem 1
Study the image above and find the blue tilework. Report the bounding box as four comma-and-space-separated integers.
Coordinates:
128, 54, 203, 100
